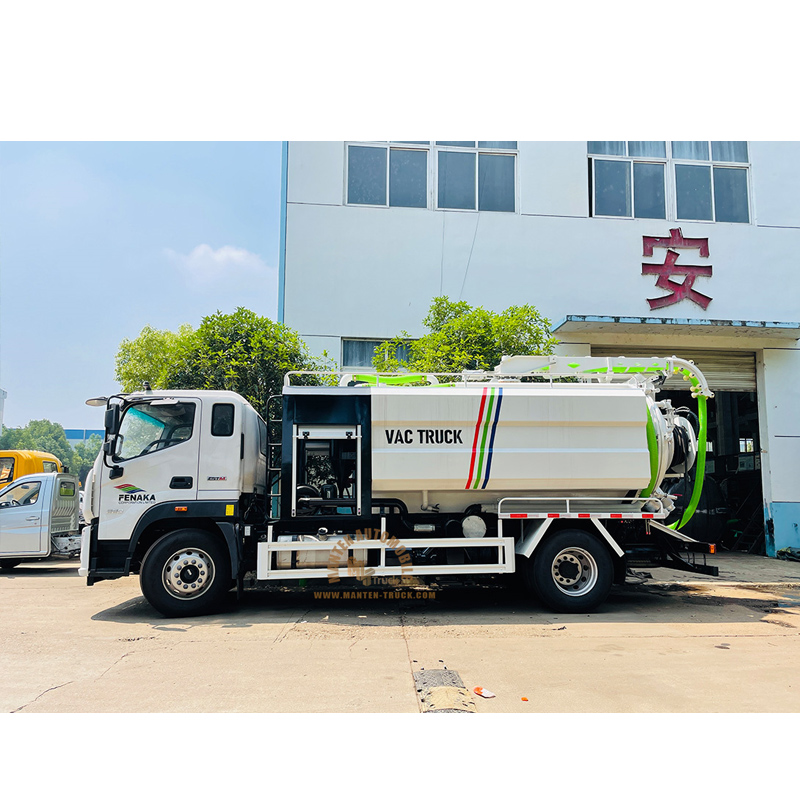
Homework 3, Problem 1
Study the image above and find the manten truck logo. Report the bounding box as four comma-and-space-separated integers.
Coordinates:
327, 527, 414, 587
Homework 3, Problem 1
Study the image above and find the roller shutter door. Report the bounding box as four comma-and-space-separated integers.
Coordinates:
591, 347, 757, 392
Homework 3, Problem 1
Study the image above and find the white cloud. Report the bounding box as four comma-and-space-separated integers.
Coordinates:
165, 244, 273, 287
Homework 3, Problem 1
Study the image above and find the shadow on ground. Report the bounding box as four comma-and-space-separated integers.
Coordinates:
90, 580, 796, 630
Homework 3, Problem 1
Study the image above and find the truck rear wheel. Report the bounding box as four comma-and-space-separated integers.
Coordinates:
0, 558, 22, 571
527, 529, 613, 613
140, 529, 231, 617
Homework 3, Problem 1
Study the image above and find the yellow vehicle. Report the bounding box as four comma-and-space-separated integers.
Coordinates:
0, 450, 65, 487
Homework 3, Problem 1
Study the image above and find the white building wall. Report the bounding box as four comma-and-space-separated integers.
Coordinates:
282, 141, 800, 552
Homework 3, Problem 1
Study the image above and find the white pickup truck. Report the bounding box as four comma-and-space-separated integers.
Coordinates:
0, 472, 82, 570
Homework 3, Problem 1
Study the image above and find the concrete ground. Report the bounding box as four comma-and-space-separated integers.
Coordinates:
2, 551, 800, 713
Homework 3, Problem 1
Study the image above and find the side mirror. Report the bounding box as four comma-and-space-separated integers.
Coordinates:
104, 405, 120, 435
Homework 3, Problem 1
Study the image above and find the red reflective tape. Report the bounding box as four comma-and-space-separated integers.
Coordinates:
642, 514, 654, 519
610, 514, 622, 518
548, 513, 560, 518
509, 513, 528, 519
578, 513, 591, 518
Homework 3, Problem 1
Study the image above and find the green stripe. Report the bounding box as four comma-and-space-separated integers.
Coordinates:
472, 388, 496, 489
351, 373, 428, 386
643, 405, 659, 497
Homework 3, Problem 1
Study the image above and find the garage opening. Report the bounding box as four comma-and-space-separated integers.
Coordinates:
592, 347, 765, 553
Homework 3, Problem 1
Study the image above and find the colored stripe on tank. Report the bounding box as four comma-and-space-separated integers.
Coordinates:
472, 389, 497, 489
480, 388, 503, 489
465, 387, 489, 489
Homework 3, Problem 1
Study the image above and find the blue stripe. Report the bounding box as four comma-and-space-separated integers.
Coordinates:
480, 388, 503, 489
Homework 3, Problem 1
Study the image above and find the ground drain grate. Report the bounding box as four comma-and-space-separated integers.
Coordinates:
413, 669, 476, 713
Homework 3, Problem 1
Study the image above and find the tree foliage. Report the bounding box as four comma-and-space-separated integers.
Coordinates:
71, 434, 103, 485
373, 296, 557, 373
0, 419, 73, 465
0, 421, 101, 484
114, 308, 326, 416
115, 323, 195, 393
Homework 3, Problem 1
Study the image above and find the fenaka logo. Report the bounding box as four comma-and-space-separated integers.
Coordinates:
116, 484, 156, 504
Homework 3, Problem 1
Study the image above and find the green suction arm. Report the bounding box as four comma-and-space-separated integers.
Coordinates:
670, 371, 708, 530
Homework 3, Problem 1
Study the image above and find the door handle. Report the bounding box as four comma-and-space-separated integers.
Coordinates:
170, 476, 193, 489
26, 515, 40, 521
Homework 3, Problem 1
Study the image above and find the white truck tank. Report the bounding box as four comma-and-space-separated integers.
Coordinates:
346, 355, 708, 514
372, 382, 652, 491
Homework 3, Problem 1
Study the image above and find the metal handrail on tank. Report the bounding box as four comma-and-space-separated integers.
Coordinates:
497, 495, 668, 520
283, 355, 714, 397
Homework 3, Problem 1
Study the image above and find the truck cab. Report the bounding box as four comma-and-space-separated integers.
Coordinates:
0, 471, 81, 570
0, 450, 65, 488
80, 389, 267, 593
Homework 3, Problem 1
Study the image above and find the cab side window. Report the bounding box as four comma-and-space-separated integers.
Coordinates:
211, 404, 235, 437
116, 401, 196, 461
0, 457, 14, 482
42, 461, 58, 473
0, 480, 41, 507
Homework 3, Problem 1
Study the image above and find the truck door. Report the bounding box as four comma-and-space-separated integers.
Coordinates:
96, 398, 201, 541
0, 477, 48, 555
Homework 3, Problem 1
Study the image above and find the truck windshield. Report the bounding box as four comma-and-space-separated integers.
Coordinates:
115, 401, 196, 461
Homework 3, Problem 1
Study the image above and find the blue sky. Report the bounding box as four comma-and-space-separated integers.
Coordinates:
0, 142, 282, 429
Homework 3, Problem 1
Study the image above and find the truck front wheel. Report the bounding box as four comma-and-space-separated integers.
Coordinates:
140, 529, 231, 617
527, 529, 613, 613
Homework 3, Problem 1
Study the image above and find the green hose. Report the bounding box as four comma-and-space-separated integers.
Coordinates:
670, 371, 708, 530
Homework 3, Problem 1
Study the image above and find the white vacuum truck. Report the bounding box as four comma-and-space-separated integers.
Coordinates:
80, 355, 717, 617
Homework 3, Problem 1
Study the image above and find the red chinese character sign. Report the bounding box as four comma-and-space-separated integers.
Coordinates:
642, 228, 712, 310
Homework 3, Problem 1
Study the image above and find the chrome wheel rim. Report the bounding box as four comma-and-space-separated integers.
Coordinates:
162, 548, 214, 600
550, 547, 598, 597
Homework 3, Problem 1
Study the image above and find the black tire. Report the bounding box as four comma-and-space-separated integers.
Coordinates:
526, 529, 614, 613
0, 558, 22, 571
139, 529, 231, 617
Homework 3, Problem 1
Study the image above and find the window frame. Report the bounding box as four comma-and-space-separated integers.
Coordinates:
211, 403, 235, 438
113, 400, 197, 463
344, 141, 519, 213
341, 337, 413, 370
589, 141, 752, 224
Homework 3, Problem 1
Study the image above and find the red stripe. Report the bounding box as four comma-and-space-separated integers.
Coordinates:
510, 513, 528, 519
548, 513, 560, 518
610, 514, 622, 518
465, 388, 489, 489
578, 513, 591, 518
642, 514, 654, 519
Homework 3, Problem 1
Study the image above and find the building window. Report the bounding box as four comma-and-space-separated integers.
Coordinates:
346, 142, 517, 212
589, 141, 750, 223
342, 339, 411, 369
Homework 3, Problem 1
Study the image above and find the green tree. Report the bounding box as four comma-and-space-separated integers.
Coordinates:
115, 323, 195, 392
0, 419, 74, 468
114, 308, 327, 417
71, 434, 103, 485
373, 296, 557, 373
